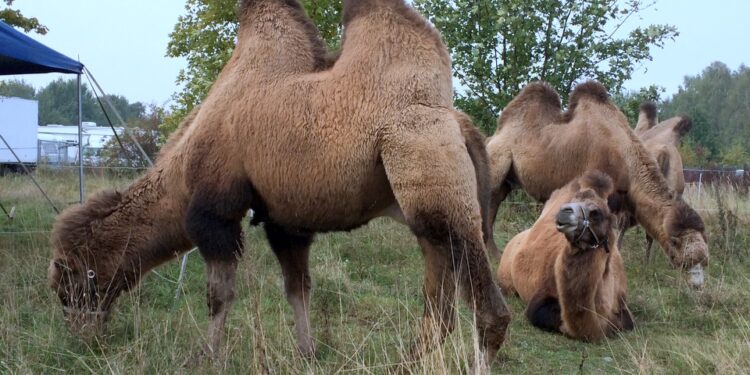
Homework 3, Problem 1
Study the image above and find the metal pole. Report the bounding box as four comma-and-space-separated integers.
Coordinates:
77, 74, 85, 203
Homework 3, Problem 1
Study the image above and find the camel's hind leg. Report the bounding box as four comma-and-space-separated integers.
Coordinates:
381, 109, 511, 366
485, 140, 514, 260
264, 223, 316, 357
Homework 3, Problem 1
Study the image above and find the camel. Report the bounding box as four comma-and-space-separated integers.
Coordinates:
47, 0, 510, 367
497, 171, 634, 341
485, 81, 708, 288
626, 102, 693, 262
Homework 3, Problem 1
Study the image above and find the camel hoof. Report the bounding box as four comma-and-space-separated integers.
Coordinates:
297, 342, 317, 359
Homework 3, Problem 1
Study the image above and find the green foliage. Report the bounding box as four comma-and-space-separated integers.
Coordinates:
0, 79, 35, 99
414, 0, 678, 132
721, 142, 750, 167
612, 84, 664, 126
0, 0, 47, 34
29, 78, 146, 127
163, 0, 342, 134
101, 105, 165, 167
662, 62, 750, 167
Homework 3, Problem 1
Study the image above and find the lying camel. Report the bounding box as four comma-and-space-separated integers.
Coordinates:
48, 0, 509, 367
626, 102, 693, 262
498, 171, 634, 341
486, 81, 707, 288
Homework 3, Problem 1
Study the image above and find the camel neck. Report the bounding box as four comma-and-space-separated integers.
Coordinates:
622, 139, 675, 245
557, 244, 609, 316
98, 169, 193, 278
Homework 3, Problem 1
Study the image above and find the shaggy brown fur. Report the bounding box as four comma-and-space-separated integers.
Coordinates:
626, 104, 693, 262
497, 171, 634, 341
486, 81, 708, 285
49, 0, 509, 367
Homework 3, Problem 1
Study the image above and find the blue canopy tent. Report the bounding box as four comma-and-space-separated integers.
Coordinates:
0, 20, 86, 202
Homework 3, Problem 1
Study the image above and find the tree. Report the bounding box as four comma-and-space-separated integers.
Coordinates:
0, 79, 35, 99
34, 78, 147, 127
164, 0, 342, 134
414, 0, 678, 132
662, 62, 750, 166
1, 0, 47, 34
101, 105, 165, 168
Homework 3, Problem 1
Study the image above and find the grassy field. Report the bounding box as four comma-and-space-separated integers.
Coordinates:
1, 170, 749, 374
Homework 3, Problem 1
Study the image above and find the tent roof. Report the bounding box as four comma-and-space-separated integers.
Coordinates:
0, 20, 83, 75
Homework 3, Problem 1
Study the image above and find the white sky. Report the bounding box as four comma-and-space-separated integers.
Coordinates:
1, 0, 748, 104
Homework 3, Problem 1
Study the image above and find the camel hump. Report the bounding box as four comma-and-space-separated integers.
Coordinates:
497, 81, 561, 129
343, 0, 407, 24
569, 80, 610, 108
674, 116, 692, 137
517, 81, 561, 110
240, 0, 304, 14
640, 101, 658, 127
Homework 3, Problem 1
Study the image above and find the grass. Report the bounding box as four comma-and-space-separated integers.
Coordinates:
1, 171, 749, 374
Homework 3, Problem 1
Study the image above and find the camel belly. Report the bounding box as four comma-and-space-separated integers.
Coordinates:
246, 146, 395, 231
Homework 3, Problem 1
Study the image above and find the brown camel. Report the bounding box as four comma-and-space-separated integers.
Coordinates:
48, 0, 509, 367
626, 102, 693, 263
486, 81, 708, 288
497, 171, 634, 341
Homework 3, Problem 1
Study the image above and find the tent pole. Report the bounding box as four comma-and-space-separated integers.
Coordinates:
77, 74, 84, 203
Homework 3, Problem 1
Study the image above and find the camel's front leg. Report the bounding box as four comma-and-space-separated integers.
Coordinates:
380, 108, 512, 370
265, 223, 316, 357
205, 259, 239, 353
409, 237, 457, 361
184, 182, 250, 365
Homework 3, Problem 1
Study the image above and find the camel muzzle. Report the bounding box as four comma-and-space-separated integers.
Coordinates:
63, 306, 110, 338
555, 204, 578, 234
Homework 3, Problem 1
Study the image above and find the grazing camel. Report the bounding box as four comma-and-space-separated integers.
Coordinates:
486, 81, 708, 288
48, 0, 510, 367
626, 102, 693, 262
498, 171, 634, 341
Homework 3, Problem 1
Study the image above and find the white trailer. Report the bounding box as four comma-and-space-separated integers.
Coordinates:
38, 122, 123, 165
0, 96, 38, 172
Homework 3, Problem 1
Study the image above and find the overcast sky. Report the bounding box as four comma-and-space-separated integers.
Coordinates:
1, 0, 748, 104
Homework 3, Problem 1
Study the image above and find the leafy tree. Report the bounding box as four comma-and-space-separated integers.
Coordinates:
662, 62, 750, 166
414, 0, 678, 132
101, 104, 165, 167
721, 142, 750, 167
36, 78, 99, 125
164, 0, 342, 134
0, 0, 47, 34
35, 78, 148, 128
0, 79, 35, 99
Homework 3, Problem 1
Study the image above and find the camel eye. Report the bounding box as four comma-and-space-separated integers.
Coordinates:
589, 209, 602, 220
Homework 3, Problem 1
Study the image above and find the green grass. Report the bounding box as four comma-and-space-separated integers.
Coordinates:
1, 172, 749, 374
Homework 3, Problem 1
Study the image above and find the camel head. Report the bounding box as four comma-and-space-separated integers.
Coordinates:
662, 199, 708, 289
48, 190, 130, 339
555, 171, 616, 252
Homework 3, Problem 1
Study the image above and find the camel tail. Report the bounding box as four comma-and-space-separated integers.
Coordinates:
455, 111, 492, 245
